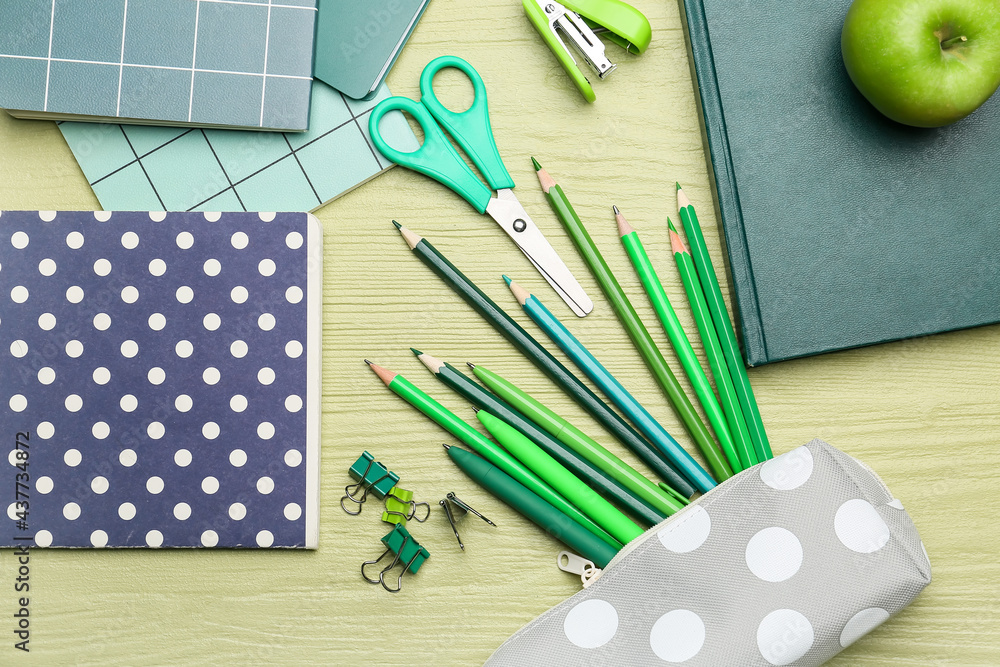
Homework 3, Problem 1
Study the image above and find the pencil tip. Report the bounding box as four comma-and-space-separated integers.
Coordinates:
363, 359, 373, 366
466, 362, 476, 369
502, 274, 512, 286
442, 443, 452, 450
675, 182, 681, 191
612, 204, 620, 215
667, 217, 677, 232
391, 220, 401, 229
410, 347, 422, 356
531, 157, 541, 171
472, 406, 480, 413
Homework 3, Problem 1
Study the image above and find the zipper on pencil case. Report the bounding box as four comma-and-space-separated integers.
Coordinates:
557, 464, 755, 586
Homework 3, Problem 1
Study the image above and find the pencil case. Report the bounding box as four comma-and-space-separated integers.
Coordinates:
485, 439, 931, 666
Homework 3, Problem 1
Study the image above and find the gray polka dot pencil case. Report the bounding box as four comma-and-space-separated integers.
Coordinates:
485, 439, 931, 666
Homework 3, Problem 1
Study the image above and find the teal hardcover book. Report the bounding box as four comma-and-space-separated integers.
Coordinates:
681, 0, 1000, 366
0, 0, 316, 131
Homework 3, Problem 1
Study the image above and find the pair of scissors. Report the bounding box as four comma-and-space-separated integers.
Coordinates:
369, 55, 594, 317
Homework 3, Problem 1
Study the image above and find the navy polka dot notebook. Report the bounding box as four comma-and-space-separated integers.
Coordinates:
1, 211, 322, 548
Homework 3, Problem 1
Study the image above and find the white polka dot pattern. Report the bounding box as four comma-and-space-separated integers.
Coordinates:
1, 212, 311, 548
484, 441, 930, 667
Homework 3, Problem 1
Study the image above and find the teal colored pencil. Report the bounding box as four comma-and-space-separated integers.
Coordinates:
505, 276, 726, 493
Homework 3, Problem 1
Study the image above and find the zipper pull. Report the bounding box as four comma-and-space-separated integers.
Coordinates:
557, 551, 602, 588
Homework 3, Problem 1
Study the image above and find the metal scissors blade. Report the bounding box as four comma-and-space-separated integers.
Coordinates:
486, 189, 594, 317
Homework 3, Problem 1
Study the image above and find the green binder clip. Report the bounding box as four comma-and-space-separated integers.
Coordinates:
340, 452, 400, 515
523, 0, 652, 102
381, 487, 431, 526
361, 524, 430, 593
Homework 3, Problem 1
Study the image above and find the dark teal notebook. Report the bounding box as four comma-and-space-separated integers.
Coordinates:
681, 0, 1000, 366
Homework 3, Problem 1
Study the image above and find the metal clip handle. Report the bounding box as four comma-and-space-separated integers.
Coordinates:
557, 551, 602, 588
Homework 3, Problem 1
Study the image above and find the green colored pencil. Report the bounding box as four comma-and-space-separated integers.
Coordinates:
412, 348, 666, 526
676, 184, 772, 461
392, 221, 695, 497
668, 222, 757, 470
477, 410, 644, 545
365, 360, 619, 546
469, 362, 686, 515
616, 211, 741, 474
533, 161, 722, 478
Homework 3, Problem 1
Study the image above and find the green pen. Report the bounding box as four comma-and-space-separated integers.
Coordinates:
445, 444, 620, 568
476, 410, 644, 545
365, 359, 615, 544
470, 362, 687, 515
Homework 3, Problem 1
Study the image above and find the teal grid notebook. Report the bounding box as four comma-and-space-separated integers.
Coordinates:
58, 82, 417, 212
681, 0, 1000, 366
0, 0, 316, 131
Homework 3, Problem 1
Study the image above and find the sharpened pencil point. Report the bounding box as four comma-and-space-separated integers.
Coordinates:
363, 359, 372, 366
675, 182, 681, 191
614, 206, 633, 237
667, 217, 678, 233
392, 220, 402, 229
612, 204, 620, 215
531, 157, 541, 171
466, 362, 476, 369
410, 347, 422, 356
502, 274, 512, 286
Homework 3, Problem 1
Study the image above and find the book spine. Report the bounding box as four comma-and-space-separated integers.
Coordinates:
679, 0, 769, 366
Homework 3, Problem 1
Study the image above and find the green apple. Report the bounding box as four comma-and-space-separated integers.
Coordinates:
841, 0, 1000, 127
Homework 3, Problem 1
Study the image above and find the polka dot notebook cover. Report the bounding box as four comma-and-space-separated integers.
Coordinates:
1, 211, 321, 549
486, 440, 932, 666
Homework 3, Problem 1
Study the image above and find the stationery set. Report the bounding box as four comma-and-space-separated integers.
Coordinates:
1, 0, 961, 663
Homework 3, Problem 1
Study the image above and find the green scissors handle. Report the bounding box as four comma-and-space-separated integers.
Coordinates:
418, 56, 514, 192
369, 96, 494, 213
368, 56, 515, 214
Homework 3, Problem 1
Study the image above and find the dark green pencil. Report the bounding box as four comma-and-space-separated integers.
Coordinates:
393, 221, 695, 498
412, 348, 667, 526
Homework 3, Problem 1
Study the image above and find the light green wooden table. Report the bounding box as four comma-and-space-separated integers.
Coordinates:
2, 1, 998, 664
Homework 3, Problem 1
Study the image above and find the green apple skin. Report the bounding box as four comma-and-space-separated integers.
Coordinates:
841, 0, 1000, 127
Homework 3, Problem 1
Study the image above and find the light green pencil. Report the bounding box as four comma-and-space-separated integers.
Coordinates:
616, 209, 741, 474
477, 410, 644, 545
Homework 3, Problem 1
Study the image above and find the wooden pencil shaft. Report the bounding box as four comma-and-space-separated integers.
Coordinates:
672, 244, 757, 469
471, 364, 685, 516
620, 231, 741, 474
678, 202, 772, 461
543, 186, 727, 490
404, 233, 694, 494
519, 287, 727, 493
434, 361, 665, 527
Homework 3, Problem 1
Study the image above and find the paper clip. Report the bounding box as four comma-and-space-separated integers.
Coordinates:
341, 451, 400, 515
440, 492, 496, 550
361, 524, 430, 593
381, 487, 431, 526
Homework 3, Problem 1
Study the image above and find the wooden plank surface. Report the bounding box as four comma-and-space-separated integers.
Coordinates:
1, 0, 998, 664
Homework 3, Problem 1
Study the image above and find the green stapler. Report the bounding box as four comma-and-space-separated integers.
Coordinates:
524, 0, 652, 102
